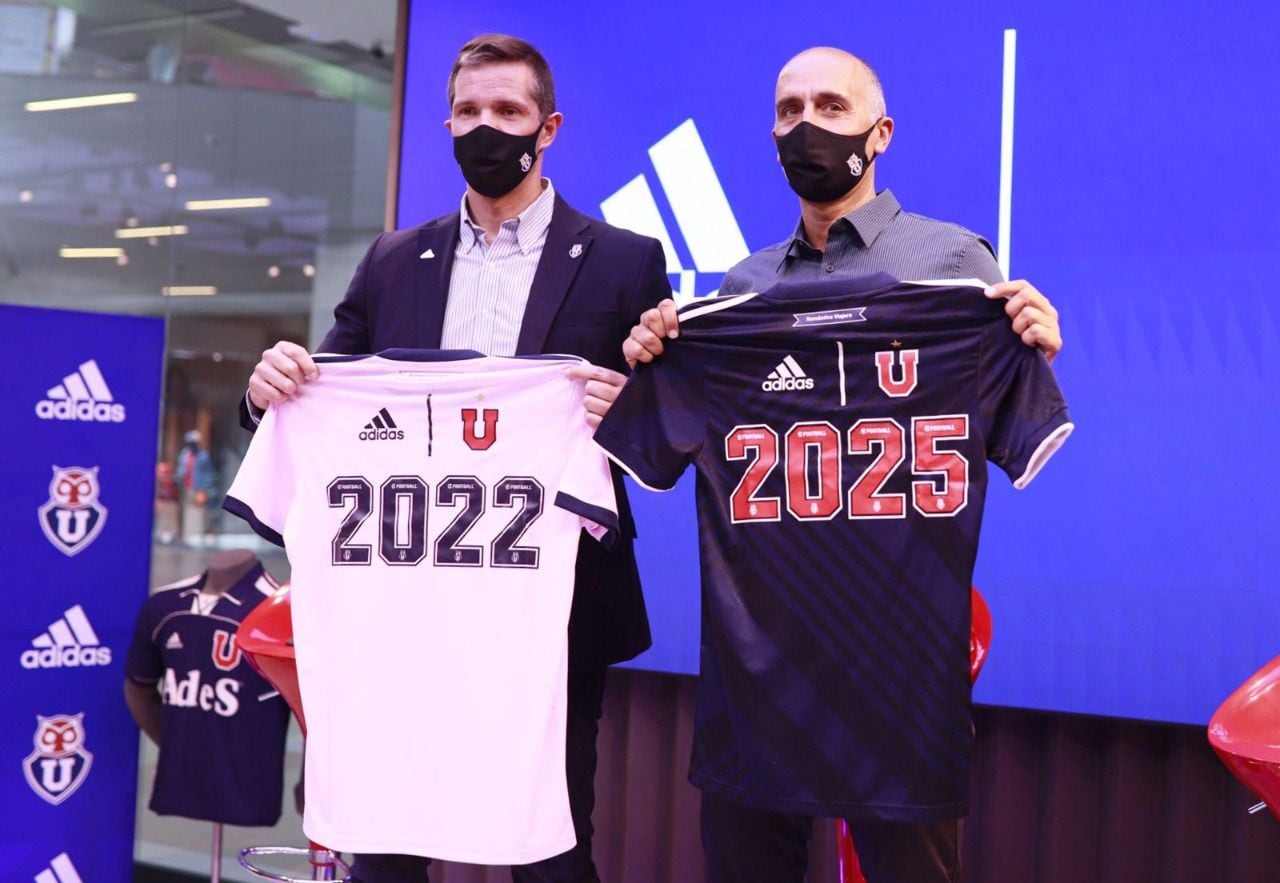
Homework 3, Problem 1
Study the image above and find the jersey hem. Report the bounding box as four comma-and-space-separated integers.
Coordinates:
222, 495, 284, 547
302, 827, 578, 866
691, 772, 967, 822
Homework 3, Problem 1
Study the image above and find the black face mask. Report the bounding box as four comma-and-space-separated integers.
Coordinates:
774, 120, 879, 203
452, 124, 540, 198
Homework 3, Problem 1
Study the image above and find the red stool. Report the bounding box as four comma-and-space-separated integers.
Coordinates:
836, 586, 993, 883
1208, 654, 1280, 822
237, 586, 350, 882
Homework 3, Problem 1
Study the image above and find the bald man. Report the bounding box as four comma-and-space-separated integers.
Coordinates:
623, 48, 1064, 883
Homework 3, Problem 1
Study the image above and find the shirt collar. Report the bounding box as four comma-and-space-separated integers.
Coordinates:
459, 179, 557, 255
779, 188, 902, 269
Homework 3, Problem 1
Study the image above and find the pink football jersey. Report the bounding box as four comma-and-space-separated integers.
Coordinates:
226, 350, 617, 864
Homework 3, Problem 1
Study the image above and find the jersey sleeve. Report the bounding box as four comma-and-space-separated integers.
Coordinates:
553, 426, 620, 547
592, 343, 703, 492
223, 404, 296, 546
979, 320, 1074, 488
123, 597, 162, 686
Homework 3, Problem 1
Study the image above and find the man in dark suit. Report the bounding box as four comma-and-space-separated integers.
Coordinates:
241, 34, 669, 883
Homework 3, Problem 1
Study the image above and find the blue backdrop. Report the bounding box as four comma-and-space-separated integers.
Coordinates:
1, 305, 164, 880
397, 1, 1280, 725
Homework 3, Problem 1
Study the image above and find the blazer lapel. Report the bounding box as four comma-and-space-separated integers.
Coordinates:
415, 216, 460, 349
516, 195, 592, 356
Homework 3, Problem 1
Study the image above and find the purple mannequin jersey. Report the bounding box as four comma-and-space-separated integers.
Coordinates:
125, 562, 290, 826
595, 274, 1073, 820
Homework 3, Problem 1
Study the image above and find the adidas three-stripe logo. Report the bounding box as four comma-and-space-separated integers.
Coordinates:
20, 605, 112, 669
34, 853, 83, 883
35, 359, 126, 423
600, 119, 749, 304
359, 407, 404, 441
761, 355, 814, 392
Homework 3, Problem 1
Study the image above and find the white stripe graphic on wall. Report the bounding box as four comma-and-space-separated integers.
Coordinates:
601, 119, 749, 304
34, 853, 83, 883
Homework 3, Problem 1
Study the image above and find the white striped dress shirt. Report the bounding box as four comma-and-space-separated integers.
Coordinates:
440, 180, 556, 356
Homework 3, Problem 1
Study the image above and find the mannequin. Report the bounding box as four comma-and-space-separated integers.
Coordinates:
202, 549, 259, 595
123, 550, 261, 741
123, 551, 289, 881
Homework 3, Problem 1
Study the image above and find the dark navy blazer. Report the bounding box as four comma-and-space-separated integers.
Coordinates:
242, 195, 669, 669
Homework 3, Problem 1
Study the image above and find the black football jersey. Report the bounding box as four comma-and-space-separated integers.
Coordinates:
595, 274, 1073, 819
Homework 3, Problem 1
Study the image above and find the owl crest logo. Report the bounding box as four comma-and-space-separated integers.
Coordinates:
23, 713, 94, 805
846, 152, 863, 177
38, 466, 108, 556
519, 152, 533, 173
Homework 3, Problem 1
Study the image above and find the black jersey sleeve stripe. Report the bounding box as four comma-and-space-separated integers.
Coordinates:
222, 495, 284, 547
553, 492, 619, 549
593, 437, 681, 493
1007, 413, 1074, 489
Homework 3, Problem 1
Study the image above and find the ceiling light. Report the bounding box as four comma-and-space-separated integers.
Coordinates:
60, 247, 124, 259
19, 190, 33, 203
267, 265, 280, 278
25, 92, 139, 112
303, 264, 316, 277
162, 285, 218, 296
115, 225, 188, 239
184, 197, 271, 211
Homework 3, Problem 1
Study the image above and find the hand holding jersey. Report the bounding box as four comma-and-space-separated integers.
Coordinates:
626, 279, 1061, 370
226, 352, 618, 863
249, 338, 628, 426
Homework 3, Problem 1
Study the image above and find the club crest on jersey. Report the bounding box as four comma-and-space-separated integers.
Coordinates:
23, 713, 93, 805
462, 408, 499, 450
212, 629, 242, 671
38, 466, 108, 556
875, 349, 919, 398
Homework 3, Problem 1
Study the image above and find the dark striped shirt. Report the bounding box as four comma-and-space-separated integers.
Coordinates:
719, 189, 1003, 295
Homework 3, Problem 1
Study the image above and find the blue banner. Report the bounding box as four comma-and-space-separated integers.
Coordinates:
1, 305, 164, 881
397, 0, 1280, 725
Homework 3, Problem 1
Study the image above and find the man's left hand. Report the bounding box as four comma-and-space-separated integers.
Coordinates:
567, 363, 627, 429
985, 280, 1062, 364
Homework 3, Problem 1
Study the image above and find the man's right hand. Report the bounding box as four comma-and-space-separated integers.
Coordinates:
623, 298, 681, 368
247, 341, 318, 411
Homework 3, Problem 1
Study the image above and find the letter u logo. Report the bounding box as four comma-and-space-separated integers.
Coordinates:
212, 630, 241, 671
40, 757, 75, 792
461, 408, 499, 451
55, 509, 91, 543
875, 349, 920, 398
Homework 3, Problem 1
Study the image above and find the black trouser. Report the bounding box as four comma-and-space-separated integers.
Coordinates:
351, 667, 608, 883
700, 792, 961, 883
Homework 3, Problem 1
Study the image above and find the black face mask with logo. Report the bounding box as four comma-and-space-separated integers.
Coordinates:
773, 119, 879, 203
452, 124, 541, 198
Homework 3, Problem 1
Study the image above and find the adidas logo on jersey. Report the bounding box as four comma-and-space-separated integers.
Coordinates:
21, 605, 111, 669
761, 356, 814, 392
34, 852, 83, 883
35, 359, 126, 423
165, 632, 184, 650
359, 407, 403, 440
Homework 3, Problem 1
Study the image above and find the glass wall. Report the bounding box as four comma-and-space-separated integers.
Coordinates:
0, 0, 396, 876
